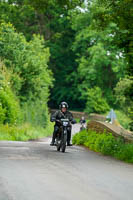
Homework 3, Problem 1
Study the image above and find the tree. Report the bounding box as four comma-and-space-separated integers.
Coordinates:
71, 9, 126, 108
0, 22, 53, 126
0, 61, 22, 124
0, 0, 85, 110
90, 0, 133, 76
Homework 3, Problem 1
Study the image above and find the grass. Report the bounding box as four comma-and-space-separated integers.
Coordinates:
72, 129, 133, 163
0, 122, 54, 141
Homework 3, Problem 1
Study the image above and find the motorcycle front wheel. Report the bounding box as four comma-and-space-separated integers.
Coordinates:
61, 134, 67, 153
56, 138, 61, 151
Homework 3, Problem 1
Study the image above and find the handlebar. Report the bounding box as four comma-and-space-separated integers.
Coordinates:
52, 118, 76, 124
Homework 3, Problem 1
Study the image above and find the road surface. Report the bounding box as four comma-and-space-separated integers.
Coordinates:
0, 124, 133, 200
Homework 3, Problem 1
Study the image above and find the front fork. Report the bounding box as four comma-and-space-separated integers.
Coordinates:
56, 127, 67, 143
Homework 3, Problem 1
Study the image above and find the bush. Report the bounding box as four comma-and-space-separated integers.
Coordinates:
72, 130, 88, 145
0, 88, 22, 124
115, 144, 133, 163
72, 130, 133, 163
0, 105, 6, 124
0, 63, 22, 125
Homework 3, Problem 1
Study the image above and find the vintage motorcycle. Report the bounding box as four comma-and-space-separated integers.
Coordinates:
56, 118, 70, 153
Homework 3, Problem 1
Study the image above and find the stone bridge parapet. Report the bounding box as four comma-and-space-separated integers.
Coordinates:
87, 120, 133, 142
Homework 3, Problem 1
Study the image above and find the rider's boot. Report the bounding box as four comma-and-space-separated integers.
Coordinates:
67, 129, 72, 146
50, 140, 55, 146
67, 142, 73, 146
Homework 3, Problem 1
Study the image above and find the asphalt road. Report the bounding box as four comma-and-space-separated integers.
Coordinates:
0, 124, 133, 200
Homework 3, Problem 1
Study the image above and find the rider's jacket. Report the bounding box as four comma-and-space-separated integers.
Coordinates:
80, 119, 86, 124
50, 110, 73, 126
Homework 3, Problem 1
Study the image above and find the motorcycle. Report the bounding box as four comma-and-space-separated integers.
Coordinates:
56, 119, 70, 153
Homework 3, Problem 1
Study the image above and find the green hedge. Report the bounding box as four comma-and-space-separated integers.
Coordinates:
0, 88, 22, 124
72, 130, 133, 163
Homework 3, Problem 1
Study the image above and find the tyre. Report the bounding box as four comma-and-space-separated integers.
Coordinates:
61, 134, 67, 153
56, 139, 61, 151
57, 145, 60, 151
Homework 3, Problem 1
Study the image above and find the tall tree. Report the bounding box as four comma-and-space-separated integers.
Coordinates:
90, 0, 133, 76
0, 22, 53, 126
71, 8, 126, 109
0, 0, 85, 109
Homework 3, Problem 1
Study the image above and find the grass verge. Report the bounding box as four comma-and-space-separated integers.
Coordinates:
0, 122, 54, 141
72, 130, 133, 163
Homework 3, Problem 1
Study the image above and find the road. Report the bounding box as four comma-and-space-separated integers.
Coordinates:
0, 124, 133, 200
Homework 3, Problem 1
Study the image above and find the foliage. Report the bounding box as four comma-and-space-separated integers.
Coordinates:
114, 77, 133, 111
0, 122, 54, 141
114, 110, 131, 130
92, 0, 133, 76
72, 130, 133, 163
0, 0, 132, 121
72, 130, 88, 145
0, 0, 86, 110
22, 101, 49, 127
128, 105, 133, 131
85, 87, 110, 114
0, 22, 53, 128
114, 77, 133, 130
71, 10, 126, 107
0, 23, 53, 101
0, 61, 22, 124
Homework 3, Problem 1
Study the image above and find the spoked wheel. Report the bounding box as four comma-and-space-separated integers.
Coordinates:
61, 134, 67, 153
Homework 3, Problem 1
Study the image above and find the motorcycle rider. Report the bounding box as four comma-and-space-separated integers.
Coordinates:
80, 116, 86, 131
80, 116, 86, 124
50, 102, 75, 146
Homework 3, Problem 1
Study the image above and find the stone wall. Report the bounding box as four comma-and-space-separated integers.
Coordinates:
88, 114, 106, 122
87, 120, 133, 142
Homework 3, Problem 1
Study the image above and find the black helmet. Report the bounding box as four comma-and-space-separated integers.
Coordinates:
59, 102, 68, 109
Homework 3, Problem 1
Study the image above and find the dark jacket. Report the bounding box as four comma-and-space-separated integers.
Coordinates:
50, 110, 74, 126
80, 119, 86, 124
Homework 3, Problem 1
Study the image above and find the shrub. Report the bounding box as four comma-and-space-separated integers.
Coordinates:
72, 130, 88, 145
0, 63, 22, 125
115, 144, 133, 163
94, 133, 117, 155
0, 105, 6, 124
0, 88, 22, 124
72, 130, 133, 163
84, 131, 98, 150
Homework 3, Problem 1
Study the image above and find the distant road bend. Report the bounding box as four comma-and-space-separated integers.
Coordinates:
0, 124, 133, 200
